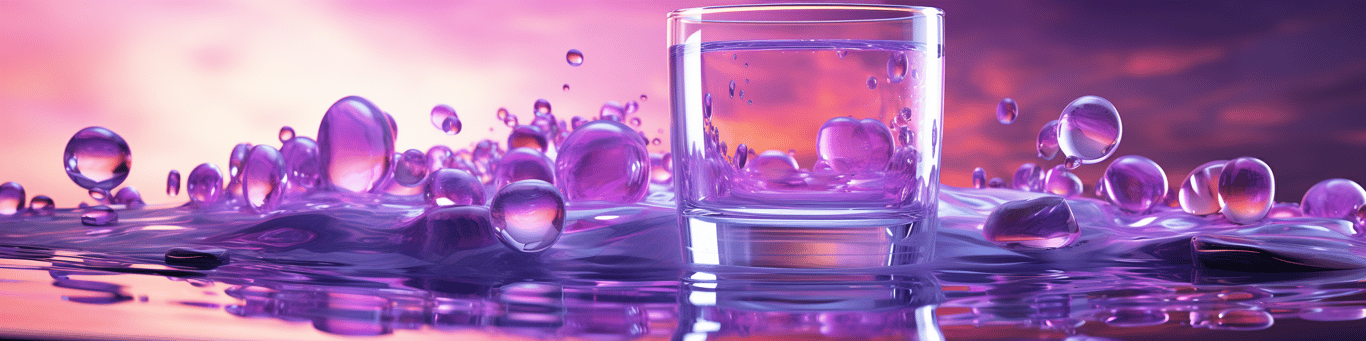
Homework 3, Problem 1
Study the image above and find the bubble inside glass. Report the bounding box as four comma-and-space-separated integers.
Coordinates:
669, 4, 943, 269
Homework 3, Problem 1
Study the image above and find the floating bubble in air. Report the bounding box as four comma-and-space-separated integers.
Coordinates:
1300, 178, 1366, 220
63, 126, 132, 190
816, 117, 894, 173
1101, 155, 1167, 213
29, 195, 53, 216
112, 186, 144, 208
166, 170, 181, 196
430, 104, 461, 135
972, 168, 986, 189
187, 163, 225, 207
555, 120, 649, 203
391, 149, 429, 187
1218, 157, 1275, 224
866, 76, 878, 89
1013, 163, 1043, 192
81, 206, 117, 226
507, 125, 548, 153
996, 98, 1018, 124
983, 196, 1080, 249
494, 148, 555, 188
565, 49, 583, 66
490, 180, 565, 253
1036, 120, 1060, 160
426, 169, 485, 206
1057, 96, 1122, 165
0, 182, 24, 215
887, 52, 908, 84
624, 101, 639, 115
242, 145, 286, 213
1178, 160, 1228, 215
1044, 165, 1083, 198
317, 96, 395, 193
281, 137, 321, 191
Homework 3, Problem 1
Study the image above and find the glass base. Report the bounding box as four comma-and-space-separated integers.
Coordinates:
680, 214, 936, 269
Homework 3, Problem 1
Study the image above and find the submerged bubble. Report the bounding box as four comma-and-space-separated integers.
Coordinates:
392, 149, 429, 187
703, 93, 713, 119
1301, 178, 1366, 220
1036, 120, 1061, 160
29, 195, 53, 216
629, 117, 642, 127
166, 170, 181, 196
1058, 96, 1122, 165
187, 163, 225, 207
1178, 160, 1228, 215
498, 107, 511, 120
996, 98, 1018, 124
1101, 155, 1168, 213
507, 125, 549, 152
281, 137, 322, 191
815, 117, 894, 173
242, 145, 287, 213
565, 49, 583, 66
600, 101, 626, 122
490, 180, 565, 253
1218, 157, 1275, 224
866, 76, 878, 89
650, 153, 672, 184
1044, 165, 1083, 198
504, 114, 520, 127
972, 168, 986, 189
112, 186, 144, 208
887, 52, 908, 84
728, 80, 736, 98
983, 196, 1080, 249
555, 120, 650, 203
89, 188, 109, 202
63, 126, 132, 190
0, 182, 24, 215
426, 169, 485, 206
745, 150, 799, 183
733, 144, 751, 169
562, 84, 570, 91
533, 99, 552, 116
494, 148, 555, 188
318, 96, 395, 193
81, 206, 117, 226
1013, 163, 1043, 192
278, 126, 295, 142
1064, 156, 1082, 170
430, 104, 461, 135
639, 94, 647, 101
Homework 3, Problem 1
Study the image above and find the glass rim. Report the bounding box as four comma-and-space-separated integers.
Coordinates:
668, 3, 942, 24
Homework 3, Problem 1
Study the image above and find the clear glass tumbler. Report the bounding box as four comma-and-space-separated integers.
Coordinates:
669, 4, 943, 269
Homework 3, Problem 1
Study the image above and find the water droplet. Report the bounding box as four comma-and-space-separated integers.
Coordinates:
972, 167, 986, 189
703, 93, 713, 119
565, 49, 583, 66
29, 195, 53, 216
836, 50, 847, 59
497, 107, 511, 120
570, 116, 588, 130
429, 104, 461, 135
555, 120, 649, 203
866, 76, 878, 89
639, 94, 648, 101
745, 150, 800, 182
815, 117, 894, 173
728, 80, 736, 98
1355, 205, 1366, 227
490, 180, 565, 252
1013, 163, 1043, 192
561, 84, 570, 91
242, 145, 286, 212
531, 114, 558, 139
887, 52, 908, 84
89, 188, 109, 202
1044, 165, 1083, 198
733, 144, 751, 169
1301, 178, 1366, 220
650, 153, 672, 184
1058, 96, 1122, 165
533, 99, 552, 116
983, 196, 1080, 249
426, 169, 485, 206
504, 113, 520, 127
276, 126, 296, 142
63, 127, 132, 190
628, 117, 643, 128
81, 206, 117, 226
494, 148, 555, 188
280, 137, 321, 191
166, 170, 181, 196
1105, 309, 1169, 327
425, 145, 453, 172
165, 246, 230, 269
1219, 157, 1275, 224
1101, 155, 1168, 213
187, 163, 225, 207
318, 96, 395, 193
112, 186, 144, 208
507, 125, 549, 153
391, 149, 429, 187
600, 101, 625, 121
1268, 203, 1304, 218
0, 182, 24, 215
987, 177, 1007, 188
996, 98, 1018, 124
1178, 160, 1228, 215
1064, 156, 1082, 169
624, 101, 639, 114
743, 63, 748, 68
651, 138, 661, 145
747, 99, 752, 105
1037, 120, 1061, 160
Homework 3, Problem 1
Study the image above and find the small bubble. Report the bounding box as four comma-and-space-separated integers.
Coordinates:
815, 117, 894, 173
392, 149, 429, 187
1037, 120, 1061, 160
241, 145, 286, 212
866, 76, 878, 89
836, 50, 847, 59
571, 116, 588, 130
600, 101, 625, 121
0, 182, 24, 215
1064, 156, 1082, 169
972, 167, 986, 189
743, 63, 748, 68
281, 137, 321, 191
29, 195, 53, 216
430, 104, 461, 135
987, 177, 1006, 189
650, 153, 672, 184
566, 49, 583, 66
728, 80, 736, 98
732, 53, 737, 60
278, 126, 295, 142
507, 125, 549, 153
1301, 178, 1366, 220
1101, 155, 1167, 213
639, 94, 647, 101
1178, 160, 1227, 215
562, 83, 570, 91
624, 101, 639, 114
1012, 163, 1043, 192
652, 138, 661, 145
112, 186, 144, 208
747, 100, 752, 105
556, 120, 650, 203
533, 99, 552, 116
983, 196, 1079, 249
504, 114, 520, 127
187, 163, 224, 207
63, 127, 132, 190
497, 107, 510, 120
81, 206, 117, 226
745, 150, 800, 183
1219, 157, 1274, 224
89, 188, 109, 202
996, 98, 1018, 124
490, 180, 565, 252
734, 144, 750, 169
1043, 165, 1083, 198
629, 117, 642, 127
887, 52, 908, 84
738, 90, 744, 99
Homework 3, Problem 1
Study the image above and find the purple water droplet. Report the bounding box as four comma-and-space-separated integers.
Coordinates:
1036, 120, 1061, 160
242, 145, 287, 213
887, 52, 908, 84
507, 125, 548, 153
1300, 178, 1366, 220
1064, 156, 1082, 169
276, 126, 295, 143
570, 116, 588, 130
600, 101, 625, 122
639, 94, 647, 101
565, 49, 583, 66
430, 104, 461, 135
650, 153, 672, 185
562, 84, 570, 91
29, 195, 53, 216
0, 182, 24, 215
533, 99, 552, 116
187, 163, 225, 207
1354, 205, 1366, 227
494, 148, 555, 188
63, 127, 131, 190
81, 206, 117, 226
1058, 96, 1122, 165
730, 144, 749, 169
815, 117, 894, 173
624, 101, 639, 115
866, 76, 878, 89
503, 114, 520, 127
1013, 163, 1043, 192
531, 114, 558, 139
555, 120, 649, 203
112, 186, 144, 209
629, 117, 642, 128
651, 138, 661, 145
318, 96, 395, 193
1268, 203, 1305, 218
89, 188, 109, 202
166, 170, 181, 196
702, 93, 713, 119
1218, 157, 1275, 224
972, 168, 986, 189
987, 177, 1006, 189
996, 98, 1018, 124
392, 149, 429, 187
281, 137, 321, 191
1178, 160, 1228, 215
1044, 165, 1083, 198
1101, 155, 1168, 213
490, 180, 565, 252
425, 145, 453, 172
426, 169, 485, 206
728, 80, 736, 98
744, 150, 800, 183
229, 143, 251, 179
497, 107, 511, 120
983, 196, 1080, 249
836, 50, 847, 59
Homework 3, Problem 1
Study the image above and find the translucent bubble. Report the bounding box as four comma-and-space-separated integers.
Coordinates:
490, 180, 565, 252
425, 145, 453, 172
1058, 96, 1122, 165
996, 98, 1018, 124
1300, 178, 1366, 220
1064, 156, 1082, 170
733, 144, 751, 169
507, 125, 548, 152
166, 170, 181, 196
29, 195, 53, 216
983, 196, 1080, 249
277, 126, 295, 142
836, 50, 847, 59
651, 138, 661, 145
430, 104, 461, 135
562, 84, 570, 91
728, 80, 736, 98
650, 153, 672, 184
815, 117, 894, 173
866, 76, 878, 89
703, 93, 713, 119
1013, 163, 1043, 192
392, 149, 429, 187
1178, 160, 1228, 215
600, 101, 625, 122
498, 107, 511, 120
241, 145, 287, 213
566, 49, 583, 66
1036, 120, 1061, 160
1355, 205, 1366, 227
280, 137, 321, 191
318, 96, 395, 193
228, 143, 251, 179
570, 116, 588, 130
89, 188, 109, 203
426, 169, 485, 206
639, 94, 648, 101
494, 147, 555, 188
0, 182, 24, 215
63, 126, 132, 190
81, 206, 117, 226
987, 177, 1006, 189
745, 150, 800, 182
887, 52, 908, 84
627, 117, 642, 128
1101, 155, 1167, 213
533, 99, 552, 116
187, 163, 225, 207
504, 114, 520, 127
972, 167, 986, 189
624, 101, 639, 114
531, 114, 558, 139
112, 186, 144, 208
1044, 165, 1083, 198
1219, 157, 1274, 224
554, 120, 650, 203
1208, 309, 1273, 331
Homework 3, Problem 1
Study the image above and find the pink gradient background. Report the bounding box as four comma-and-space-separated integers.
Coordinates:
2, 0, 1364, 208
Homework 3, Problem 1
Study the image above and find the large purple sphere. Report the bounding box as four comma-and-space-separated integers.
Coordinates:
0, 182, 24, 215
1218, 157, 1275, 224
983, 196, 1080, 249
281, 137, 322, 191
1057, 95, 1122, 165
554, 120, 649, 203
63, 126, 132, 190
317, 96, 395, 193
241, 145, 287, 213
187, 163, 225, 207
1036, 120, 1061, 160
1101, 155, 1167, 213
494, 148, 555, 188
1300, 178, 1365, 220
1178, 160, 1227, 215
489, 180, 565, 253
815, 117, 894, 173
426, 169, 485, 206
